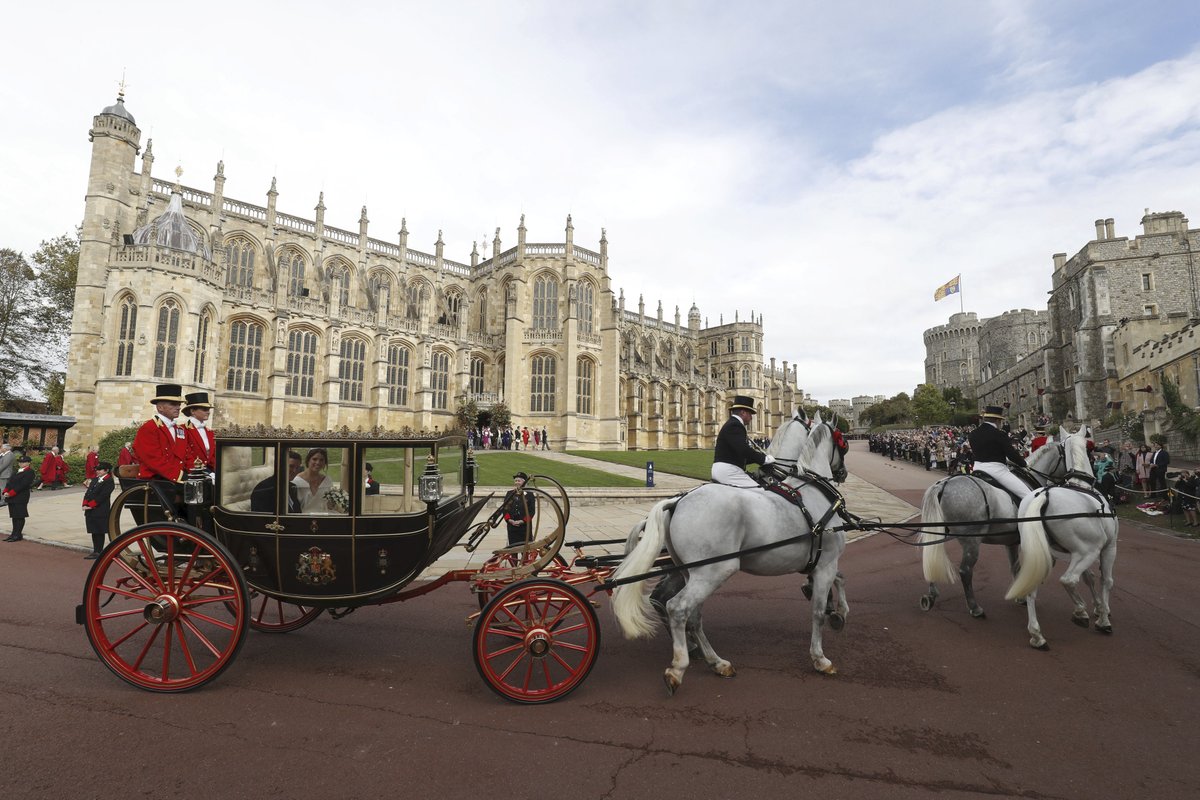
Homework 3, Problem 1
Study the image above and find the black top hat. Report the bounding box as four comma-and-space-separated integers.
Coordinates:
151, 384, 186, 404
513, 472, 530, 482
17, 455, 31, 463
981, 405, 1005, 420
182, 391, 213, 412
730, 395, 757, 414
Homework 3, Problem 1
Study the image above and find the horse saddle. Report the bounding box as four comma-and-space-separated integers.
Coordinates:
964, 468, 1037, 506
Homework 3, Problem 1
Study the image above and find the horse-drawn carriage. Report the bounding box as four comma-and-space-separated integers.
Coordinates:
75, 425, 593, 702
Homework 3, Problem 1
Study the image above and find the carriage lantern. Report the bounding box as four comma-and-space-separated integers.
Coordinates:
419, 453, 443, 505
184, 459, 210, 506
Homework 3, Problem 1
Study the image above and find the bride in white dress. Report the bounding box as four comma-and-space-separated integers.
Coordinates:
292, 447, 335, 513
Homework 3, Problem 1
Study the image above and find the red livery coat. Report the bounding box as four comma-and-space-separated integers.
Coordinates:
117, 446, 136, 467
182, 420, 216, 471
133, 418, 189, 481
85, 450, 99, 480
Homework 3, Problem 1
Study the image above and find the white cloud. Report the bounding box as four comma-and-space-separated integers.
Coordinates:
4, 2, 1200, 404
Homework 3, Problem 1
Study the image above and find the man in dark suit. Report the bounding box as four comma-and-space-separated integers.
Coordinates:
82, 461, 116, 558
711, 395, 775, 488
967, 405, 1030, 500
251, 451, 303, 513
1151, 442, 1171, 496
3, 455, 36, 541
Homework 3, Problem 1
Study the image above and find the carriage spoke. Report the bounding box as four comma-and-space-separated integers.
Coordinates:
111, 555, 161, 597
181, 608, 238, 634
160, 622, 173, 680
130, 623, 164, 673
179, 614, 225, 659
136, 538, 167, 594
174, 618, 201, 675
107, 620, 152, 650
96, 581, 156, 603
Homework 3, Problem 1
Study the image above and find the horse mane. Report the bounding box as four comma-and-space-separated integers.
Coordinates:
799, 421, 829, 467
1063, 430, 1089, 472
1028, 440, 1059, 471
767, 417, 795, 457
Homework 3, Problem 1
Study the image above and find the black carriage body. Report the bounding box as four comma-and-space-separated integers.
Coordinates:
199, 430, 485, 609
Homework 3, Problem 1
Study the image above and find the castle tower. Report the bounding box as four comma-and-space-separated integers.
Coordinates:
64, 90, 143, 445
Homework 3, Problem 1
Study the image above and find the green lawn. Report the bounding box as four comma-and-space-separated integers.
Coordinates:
566, 449, 716, 481
472, 452, 644, 487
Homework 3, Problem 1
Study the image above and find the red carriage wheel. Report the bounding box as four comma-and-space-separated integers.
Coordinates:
473, 578, 599, 704
246, 591, 324, 633
81, 523, 249, 692
474, 551, 569, 609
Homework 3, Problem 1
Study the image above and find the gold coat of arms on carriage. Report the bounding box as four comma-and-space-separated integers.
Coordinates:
296, 547, 337, 586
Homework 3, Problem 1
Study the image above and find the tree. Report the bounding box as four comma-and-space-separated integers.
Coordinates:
490, 401, 512, 429
912, 383, 951, 426
802, 404, 850, 433
32, 231, 79, 375
861, 392, 913, 428
44, 372, 65, 415
0, 249, 55, 409
454, 398, 479, 430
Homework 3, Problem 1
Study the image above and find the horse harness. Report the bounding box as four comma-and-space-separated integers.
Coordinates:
759, 468, 853, 574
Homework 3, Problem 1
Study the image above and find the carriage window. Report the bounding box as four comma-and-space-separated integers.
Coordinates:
362, 446, 417, 515
289, 447, 351, 515
218, 446, 276, 514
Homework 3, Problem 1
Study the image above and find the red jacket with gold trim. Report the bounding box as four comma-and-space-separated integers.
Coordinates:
182, 419, 216, 471
133, 417, 189, 481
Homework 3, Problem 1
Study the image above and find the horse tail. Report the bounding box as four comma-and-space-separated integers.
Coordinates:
921, 485, 957, 585
611, 497, 674, 639
1005, 490, 1054, 601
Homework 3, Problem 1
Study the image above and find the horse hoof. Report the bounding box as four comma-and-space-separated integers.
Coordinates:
1095, 624, 1113, 635
919, 595, 933, 612
971, 609, 986, 619
801, 583, 813, 600
663, 672, 681, 696
814, 660, 837, 675
828, 612, 846, 631
712, 661, 736, 678
1071, 615, 1090, 628
1033, 641, 1050, 651
1015, 598, 1027, 607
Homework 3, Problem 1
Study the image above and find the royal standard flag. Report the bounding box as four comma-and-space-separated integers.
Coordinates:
934, 275, 961, 302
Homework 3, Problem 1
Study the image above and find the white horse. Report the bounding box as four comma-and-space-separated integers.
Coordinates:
612, 413, 851, 695
919, 437, 1070, 619
1004, 428, 1119, 648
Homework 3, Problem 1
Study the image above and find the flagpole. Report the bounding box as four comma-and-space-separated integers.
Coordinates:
959, 275, 964, 314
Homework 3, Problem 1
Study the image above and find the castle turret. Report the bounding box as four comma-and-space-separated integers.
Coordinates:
64, 90, 144, 444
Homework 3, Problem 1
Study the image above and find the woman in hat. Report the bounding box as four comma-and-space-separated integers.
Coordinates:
711, 395, 776, 488
181, 391, 216, 471
966, 405, 1030, 500
133, 384, 190, 481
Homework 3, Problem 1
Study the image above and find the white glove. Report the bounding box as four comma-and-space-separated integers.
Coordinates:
764, 455, 776, 465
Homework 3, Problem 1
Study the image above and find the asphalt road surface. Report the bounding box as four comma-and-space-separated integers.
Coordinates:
2, 442, 1198, 800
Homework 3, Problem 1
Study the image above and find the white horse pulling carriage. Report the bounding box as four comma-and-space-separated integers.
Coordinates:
919, 428, 1119, 649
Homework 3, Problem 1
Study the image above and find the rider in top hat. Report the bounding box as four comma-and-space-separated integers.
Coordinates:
1029, 422, 1050, 453
967, 405, 1030, 500
712, 395, 776, 488
181, 391, 216, 472
133, 384, 190, 481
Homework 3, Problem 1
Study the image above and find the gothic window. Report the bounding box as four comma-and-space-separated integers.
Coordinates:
226, 319, 264, 393
470, 356, 485, 395
531, 354, 557, 412
193, 310, 212, 383
475, 289, 488, 333
577, 357, 594, 415
439, 291, 462, 326
115, 295, 137, 377
153, 299, 181, 378
225, 238, 255, 288
727, 338, 734, 354
741, 366, 751, 387
286, 329, 319, 398
386, 344, 410, 405
406, 282, 428, 320
709, 341, 717, 357
635, 383, 644, 414
741, 336, 750, 352
284, 251, 306, 298
339, 337, 367, 402
727, 368, 736, 389
431, 350, 450, 410
336, 267, 351, 308
579, 281, 595, 335
533, 275, 559, 330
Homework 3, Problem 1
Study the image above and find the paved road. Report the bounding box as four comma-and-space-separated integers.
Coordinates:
2, 442, 1198, 799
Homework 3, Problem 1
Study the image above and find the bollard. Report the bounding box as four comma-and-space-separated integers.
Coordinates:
646, 460, 655, 488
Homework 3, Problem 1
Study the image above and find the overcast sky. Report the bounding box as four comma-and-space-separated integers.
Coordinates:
5, 1, 1200, 404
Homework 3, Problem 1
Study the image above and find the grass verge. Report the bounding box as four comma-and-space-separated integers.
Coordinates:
565, 449, 716, 482
472, 451, 644, 487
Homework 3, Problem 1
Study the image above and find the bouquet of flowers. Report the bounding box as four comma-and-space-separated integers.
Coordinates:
324, 487, 350, 513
